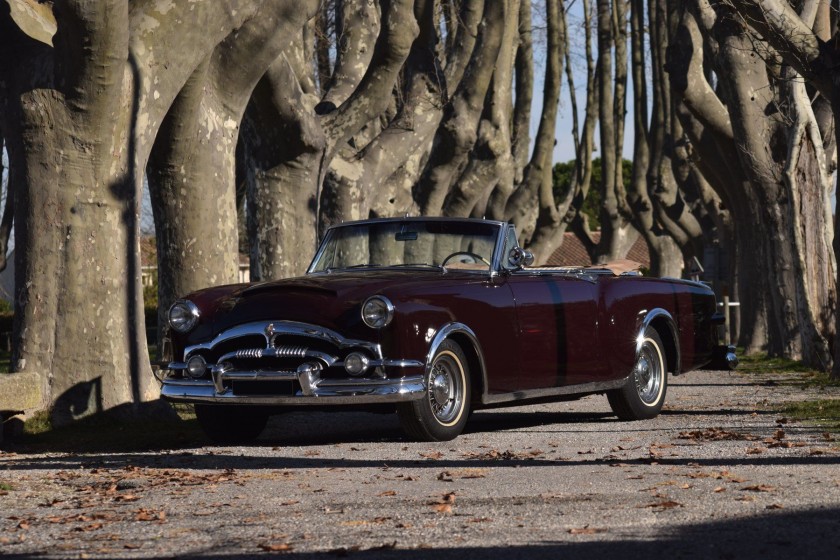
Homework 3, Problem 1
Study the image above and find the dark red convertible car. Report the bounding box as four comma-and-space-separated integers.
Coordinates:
157, 217, 735, 443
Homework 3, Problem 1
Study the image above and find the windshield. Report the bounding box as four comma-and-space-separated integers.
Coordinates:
309, 220, 502, 273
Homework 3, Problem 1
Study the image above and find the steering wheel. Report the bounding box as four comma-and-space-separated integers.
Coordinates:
441, 251, 492, 267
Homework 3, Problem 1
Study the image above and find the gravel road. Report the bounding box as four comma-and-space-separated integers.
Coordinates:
1, 368, 839, 559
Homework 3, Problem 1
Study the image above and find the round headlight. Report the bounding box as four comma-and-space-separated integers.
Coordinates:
186, 355, 207, 378
362, 296, 394, 329
344, 352, 369, 376
168, 300, 200, 333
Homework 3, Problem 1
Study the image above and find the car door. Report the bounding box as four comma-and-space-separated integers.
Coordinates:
505, 272, 603, 388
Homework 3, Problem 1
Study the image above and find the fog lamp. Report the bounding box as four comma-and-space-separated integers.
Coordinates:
344, 352, 369, 376
186, 355, 207, 378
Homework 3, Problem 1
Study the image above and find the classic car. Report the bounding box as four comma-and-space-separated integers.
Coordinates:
156, 217, 736, 443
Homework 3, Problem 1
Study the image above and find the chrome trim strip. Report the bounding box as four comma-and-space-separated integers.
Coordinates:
215, 347, 337, 367
637, 308, 681, 375
426, 322, 488, 393
426, 323, 487, 378
378, 359, 424, 368
182, 320, 383, 361
489, 224, 512, 276
481, 377, 629, 405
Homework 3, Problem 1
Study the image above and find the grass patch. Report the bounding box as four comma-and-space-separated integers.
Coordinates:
736, 351, 840, 389
783, 399, 840, 434
0, 482, 13, 491
737, 351, 820, 375
13, 404, 203, 453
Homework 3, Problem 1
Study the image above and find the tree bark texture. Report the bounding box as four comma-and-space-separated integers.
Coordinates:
0, 0, 290, 423
148, 0, 318, 330
668, 1, 836, 369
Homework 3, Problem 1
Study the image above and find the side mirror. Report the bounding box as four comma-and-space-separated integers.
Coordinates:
508, 247, 535, 268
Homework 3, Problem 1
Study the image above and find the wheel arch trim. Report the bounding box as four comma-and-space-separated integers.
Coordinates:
426, 322, 487, 394
636, 308, 680, 375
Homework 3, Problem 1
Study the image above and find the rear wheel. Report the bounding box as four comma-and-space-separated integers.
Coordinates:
194, 404, 269, 444
607, 328, 667, 420
398, 340, 471, 441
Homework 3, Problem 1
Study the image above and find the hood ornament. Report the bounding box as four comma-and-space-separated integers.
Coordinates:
265, 323, 277, 347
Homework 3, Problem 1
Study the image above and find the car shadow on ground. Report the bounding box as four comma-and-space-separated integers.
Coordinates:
0, 400, 821, 457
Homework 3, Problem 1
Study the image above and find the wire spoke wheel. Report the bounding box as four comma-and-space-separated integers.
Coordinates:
634, 340, 663, 405
607, 327, 667, 420
398, 339, 471, 441
428, 352, 464, 425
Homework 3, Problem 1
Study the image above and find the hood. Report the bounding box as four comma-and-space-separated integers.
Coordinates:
189, 270, 484, 338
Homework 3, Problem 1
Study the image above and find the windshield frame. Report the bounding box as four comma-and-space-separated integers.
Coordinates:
306, 217, 508, 276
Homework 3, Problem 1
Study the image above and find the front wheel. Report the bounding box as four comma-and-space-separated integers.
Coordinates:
397, 340, 471, 441
194, 404, 269, 444
607, 328, 668, 420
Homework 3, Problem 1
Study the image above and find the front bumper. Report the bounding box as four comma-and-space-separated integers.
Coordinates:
156, 320, 427, 405
156, 370, 426, 405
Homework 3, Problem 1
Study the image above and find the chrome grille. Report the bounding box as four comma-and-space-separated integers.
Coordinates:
274, 345, 308, 358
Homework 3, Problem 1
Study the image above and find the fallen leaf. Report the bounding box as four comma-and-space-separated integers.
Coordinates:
642, 500, 682, 509
437, 472, 453, 482
259, 542, 293, 552
420, 451, 443, 460
134, 509, 166, 522
431, 504, 452, 514
766, 504, 784, 510
569, 526, 607, 535
746, 447, 767, 455
678, 428, 757, 441
741, 485, 775, 492
377, 491, 397, 497
114, 494, 140, 502
74, 523, 104, 532
713, 487, 726, 493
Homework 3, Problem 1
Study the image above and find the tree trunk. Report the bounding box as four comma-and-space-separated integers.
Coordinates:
3, 2, 153, 425
505, 0, 564, 244
443, 0, 520, 219
413, 0, 506, 216
715, 17, 834, 365
1, 0, 276, 423
0, 135, 13, 273
246, 0, 418, 278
